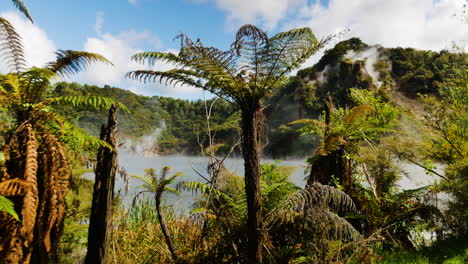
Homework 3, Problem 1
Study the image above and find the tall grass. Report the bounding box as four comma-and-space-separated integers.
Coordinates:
110, 199, 203, 264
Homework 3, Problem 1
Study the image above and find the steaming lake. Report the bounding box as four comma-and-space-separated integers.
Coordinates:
98, 152, 441, 212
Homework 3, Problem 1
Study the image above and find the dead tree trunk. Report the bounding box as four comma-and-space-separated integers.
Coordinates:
306, 96, 352, 192
241, 105, 264, 264
85, 103, 118, 264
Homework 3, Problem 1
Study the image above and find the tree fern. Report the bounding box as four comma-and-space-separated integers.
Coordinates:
0, 19, 117, 261
128, 24, 329, 263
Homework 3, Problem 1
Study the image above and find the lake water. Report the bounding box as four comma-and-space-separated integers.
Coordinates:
100, 152, 440, 212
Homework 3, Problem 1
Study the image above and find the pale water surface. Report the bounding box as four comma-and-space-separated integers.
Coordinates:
103, 152, 440, 212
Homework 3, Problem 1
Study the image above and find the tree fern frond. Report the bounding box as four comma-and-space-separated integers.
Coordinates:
59, 120, 112, 150
19, 67, 57, 102
233, 24, 269, 56
43, 95, 129, 112
0, 17, 26, 73
11, 0, 33, 23
303, 208, 359, 240
267, 183, 359, 241
0, 178, 33, 196
343, 104, 374, 129
0, 195, 20, 221
267, 182, 356, 223
126, 70, 205, 88
260, 27, 323, 89
288, 119, 324, 135
46, 50, 113, 77
180, 181, 235, 207
131, 51, 185, 66
317, 134, 346, 155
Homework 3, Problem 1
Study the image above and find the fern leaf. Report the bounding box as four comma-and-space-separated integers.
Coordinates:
0, 17, 26, 73
0, 195, 20, 221
131, 51, 185, 66
46, 50, 113, 77
43, 95, 129, 113
11, 0, 33, 23
343, 104, 374, 129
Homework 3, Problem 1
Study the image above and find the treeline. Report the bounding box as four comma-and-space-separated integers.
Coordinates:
51, 83, 239, 154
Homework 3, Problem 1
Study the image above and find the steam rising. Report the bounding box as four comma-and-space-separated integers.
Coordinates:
345, 46, 387, 88
121, 121, 166, 156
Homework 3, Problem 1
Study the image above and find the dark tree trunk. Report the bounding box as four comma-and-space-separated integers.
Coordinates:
155, 192, 178, 263
85, 103, 118, 264
241, 106, 264, 264
306, 96, 352, 192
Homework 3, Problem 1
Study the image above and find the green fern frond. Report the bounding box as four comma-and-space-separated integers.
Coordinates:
0, 17, 26, 73
19, 67, 57, 102
343, 104, 374, 129
180, 181, 235, 207
267, 183, 359, 240
131, 51, 185, 66
46, 50, 113, 77
267, 182, 356, 223
43, 95, 129, 112
0, 195, 20, 221
10, 0, 33, 23
126, 70, 205, 88
288, 119, 324, 135
58, 119, 112, 151
2, 74, 20, 94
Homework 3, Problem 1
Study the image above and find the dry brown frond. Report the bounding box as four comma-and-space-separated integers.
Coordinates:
0, 178, 33, 196
20, 124, 38, 243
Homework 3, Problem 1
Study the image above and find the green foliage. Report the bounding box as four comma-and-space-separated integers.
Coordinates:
289, 89, 399, 157
128, 25, 325, 108
260, 162, 300, 212
57, 166, 94, 263
387, 48, 468, 96
132, 167, 184, 205
420, 67, 468, 234
0, 195, 20, 221
47, 95, 128, 112
377, 238, 468, 264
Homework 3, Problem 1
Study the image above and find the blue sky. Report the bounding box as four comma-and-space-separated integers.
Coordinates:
0, 0, 467, 99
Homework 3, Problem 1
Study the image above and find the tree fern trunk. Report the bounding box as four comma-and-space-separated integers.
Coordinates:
85, 103, 118, 264
241, 106, 264, 264
155, 192, 178, 263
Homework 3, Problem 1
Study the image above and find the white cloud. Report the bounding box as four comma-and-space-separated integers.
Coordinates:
209, 0, 307, 30
77, 26, 205, 99
0, 12, 56, 72
128, 0, 137, 5
201, 0, 468, 53
288, 0, 468, 53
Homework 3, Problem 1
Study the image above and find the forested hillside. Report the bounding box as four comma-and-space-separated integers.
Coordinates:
51, 38, 467, 157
